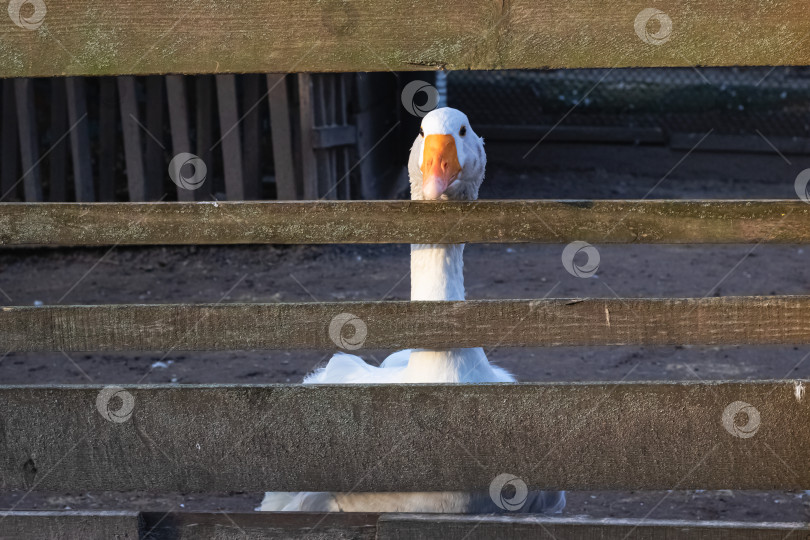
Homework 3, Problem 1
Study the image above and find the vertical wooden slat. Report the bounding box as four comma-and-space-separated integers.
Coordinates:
14, 78, 43, 202
315, 75, 333, 200
65, 77, 94, 202
241, 74, 261, 200
195, 75, 214, 201
327, 75, 338, 200
165, 75, 194, 202
354, 73, 384, 200
48, 79, 68, 202
117, 76, 146, 201
98, 78, 117, 202
0, 79, 19, 200
145, 75, 165, 200
297, 73, 318, 199
340, 74, 351, 201
267, 74, 298, 200
215, 74, 245, 200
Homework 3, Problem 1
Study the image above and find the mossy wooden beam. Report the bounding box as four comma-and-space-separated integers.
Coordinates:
2, 200, 810, 246
2, 296, 810, 351
1, 1, 809, 77
1, 382, 808, 491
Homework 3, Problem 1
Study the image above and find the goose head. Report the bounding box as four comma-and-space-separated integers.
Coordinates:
408, 107, 486, 201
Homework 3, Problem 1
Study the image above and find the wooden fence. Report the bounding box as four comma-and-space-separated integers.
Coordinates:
2, 1, 810, 537
0, 74, 375, 204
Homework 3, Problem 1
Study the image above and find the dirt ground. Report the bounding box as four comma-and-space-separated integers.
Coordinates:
1, 141, 809, 523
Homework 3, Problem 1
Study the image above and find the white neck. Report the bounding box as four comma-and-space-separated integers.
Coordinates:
410, 244, 466, 302
405, 243, 507, 383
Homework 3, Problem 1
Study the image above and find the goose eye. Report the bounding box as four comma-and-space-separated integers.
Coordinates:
459, 126, 467, 136
419, 128, 424, 137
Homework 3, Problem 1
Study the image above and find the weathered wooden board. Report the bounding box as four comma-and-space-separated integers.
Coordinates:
267, 74, 299, 200
1, 382, 808, 491
1, 1, 810, 76
2, 200, 810, 246
0, 511, 141, 539
3, 296, 810, 351
2, 512, 806, 539
378, 515, 810, 540
141, 512, 379, 540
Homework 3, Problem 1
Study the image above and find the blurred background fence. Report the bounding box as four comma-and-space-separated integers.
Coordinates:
449, 67, 810, 137
2, 67, 809, 203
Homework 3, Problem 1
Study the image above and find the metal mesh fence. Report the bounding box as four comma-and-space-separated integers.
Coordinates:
447, 67, 810, 137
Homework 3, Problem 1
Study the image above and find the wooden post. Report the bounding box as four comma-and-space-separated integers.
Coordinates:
65, 77, 95, 202
144, 75, 165, 200
13, 78, 43, 202
215, 74, 245, 200
195, 76, 214, 201
98, 77, 117, 202
241, 74, 261, 200
267, 74, 298, 200
354, 73, 400, 200
0, 79, 19, 200
117, 76, 146, 201
297, 73, 318, 199
48, 79, 68, 202
166, 75, 194, 202
339, 74, 351, 200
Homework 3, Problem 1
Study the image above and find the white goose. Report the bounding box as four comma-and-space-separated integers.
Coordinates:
259, 107, 565, 513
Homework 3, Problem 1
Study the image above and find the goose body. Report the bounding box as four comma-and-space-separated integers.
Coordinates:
258, 108, 565, 514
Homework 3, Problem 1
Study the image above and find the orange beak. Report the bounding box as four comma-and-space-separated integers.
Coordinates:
420, 134, 462, 200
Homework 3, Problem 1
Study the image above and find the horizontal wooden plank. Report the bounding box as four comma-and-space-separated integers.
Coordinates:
1, 382, 808, 492
2, 1, 810, 76
3, 296, 810, 352
2, 200, 810, 247
0, 511, 141, 539
142, 512, 380, 540
141, 511, 379, 539
378, 515, 810, 540
3, 512, 806, 539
